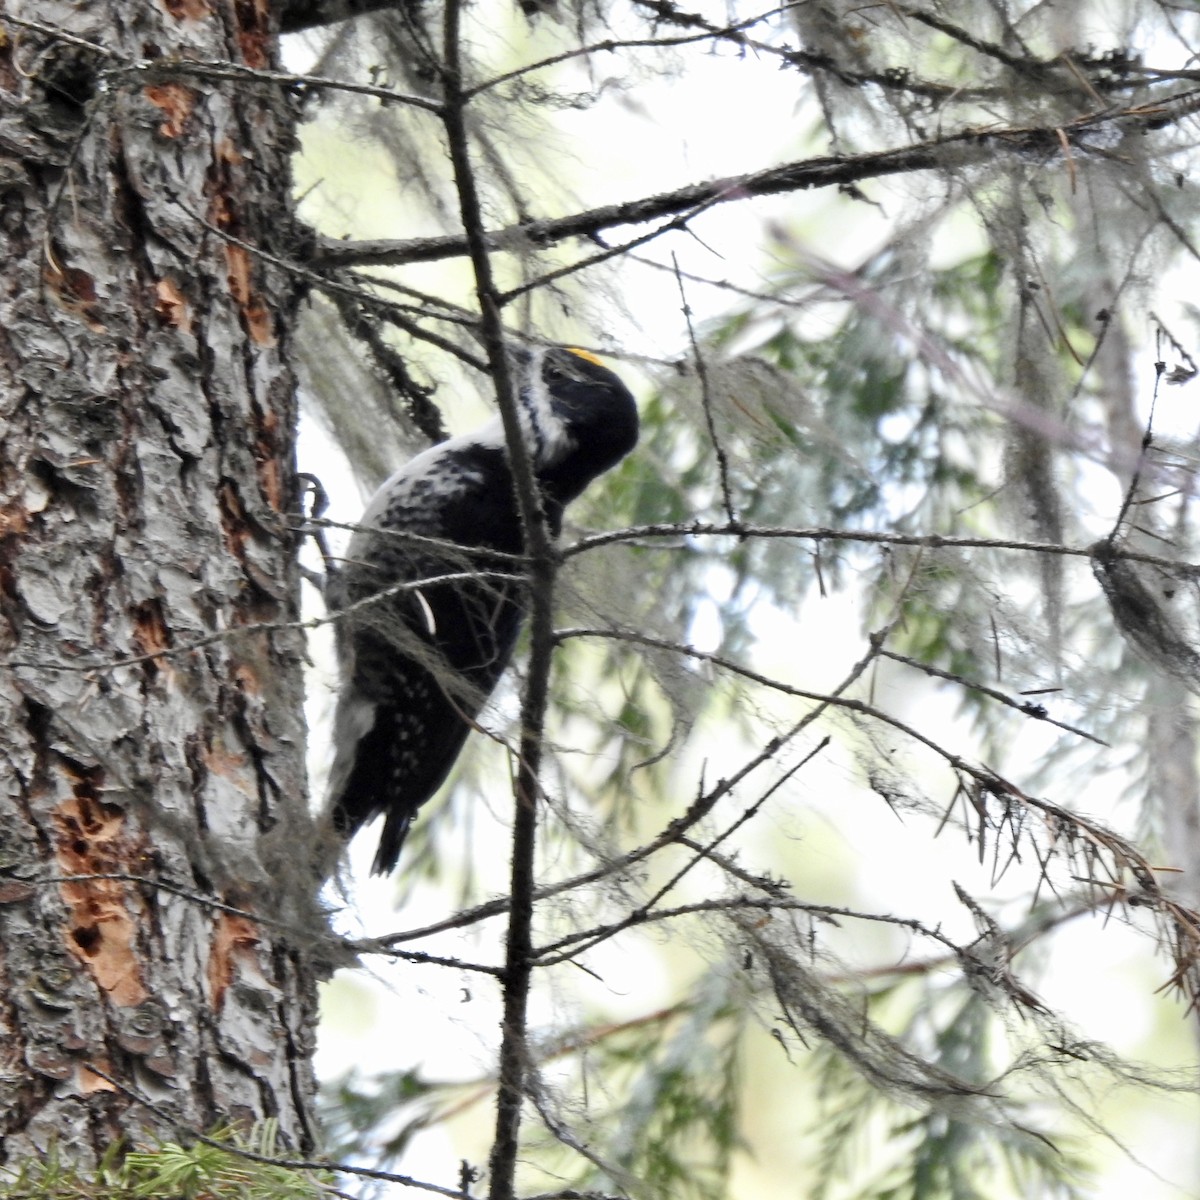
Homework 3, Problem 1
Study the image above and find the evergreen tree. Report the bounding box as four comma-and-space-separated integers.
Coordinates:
6, 2, 1200, 1197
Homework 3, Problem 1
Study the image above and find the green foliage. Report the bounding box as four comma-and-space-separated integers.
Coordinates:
810, 985, 1091, 1200
300, 3, 1200, 1199
567, 968, 747, 1200
0, 1122, 332, 1200
319, 1066, 439, 1170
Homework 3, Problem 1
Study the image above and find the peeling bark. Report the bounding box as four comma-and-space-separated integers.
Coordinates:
0, 0, 318, 1164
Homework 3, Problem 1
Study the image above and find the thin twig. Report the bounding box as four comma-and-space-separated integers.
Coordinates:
463, 2, 806, 100
674, 253, 737, 525
106, 57, 443, 112
166, 195, 490, 371
535, 738, 832, 966
876, 648, 1108, 745
1107, 355, 1165, 546
564, 519, 1200, 576
1, 15, 443, 110
438, 5, 554, 1196
315, 90, 1200, 268
0, 14, 117, 56
380, 622, 891, 951
79, 1065, 476, 1197
7, 564, 526, 675
12, 519, 1197, 678
498, 197, 721, 305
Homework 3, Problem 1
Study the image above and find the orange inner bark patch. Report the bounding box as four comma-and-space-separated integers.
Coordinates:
143, 83, 196, 139
223, 243, 275, 347
131, 597, 175, 682
217, 480, 250, 560
257, 457, 283, 511
209, 189, 233, 231
217, 138, 245, 168
160, 0, 213, 19
201, 737, 250, 780
233, 662, 261, 696
56, 265, 96, 302
204, 142, 240, 231
54, 791, 149, 1007
207, 910, 260, 1010
254, 405, 284, 511
207, 141, 273, 345
0, 880, 36, 904
43, 254, 105, 331
153, 277, 193, 334
224, 242, 252, 305
0, 499, 30, 537
77, 1059, 118, 1094
234, 0, 271, 69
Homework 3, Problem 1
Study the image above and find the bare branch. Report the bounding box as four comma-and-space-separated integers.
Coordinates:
314, 92, 1200, 268
438, 3, 559, 1195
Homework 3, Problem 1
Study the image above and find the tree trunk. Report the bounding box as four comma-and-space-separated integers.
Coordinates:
0, 0, 318, 1163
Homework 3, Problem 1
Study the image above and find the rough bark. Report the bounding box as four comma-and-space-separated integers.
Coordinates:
0, 0, 319, 1164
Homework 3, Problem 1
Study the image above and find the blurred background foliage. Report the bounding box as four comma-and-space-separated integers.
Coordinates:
290, 2, 1200, 1196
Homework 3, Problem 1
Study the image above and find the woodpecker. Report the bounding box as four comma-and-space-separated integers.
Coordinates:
326, 345, 638, 874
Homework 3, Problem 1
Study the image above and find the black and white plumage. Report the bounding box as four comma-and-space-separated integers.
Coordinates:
326, 345, 638, 874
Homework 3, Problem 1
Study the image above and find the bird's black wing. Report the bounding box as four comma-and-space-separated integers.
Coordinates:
327, 442, 526, 874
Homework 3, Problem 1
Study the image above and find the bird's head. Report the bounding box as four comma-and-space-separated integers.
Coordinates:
514, 345, 639, 503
